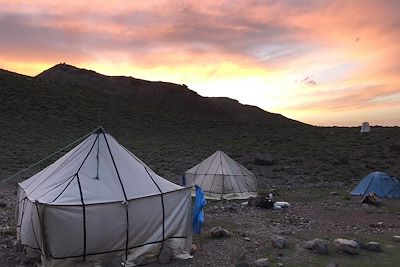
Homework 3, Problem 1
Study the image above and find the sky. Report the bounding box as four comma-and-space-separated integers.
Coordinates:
0, 0, 399, 126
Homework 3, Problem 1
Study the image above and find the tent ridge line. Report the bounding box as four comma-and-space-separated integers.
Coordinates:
199, 151, 220, 189
221, 152, 241, 195
102, 132, 130, 259
23, 136, 94, 200
48, 174, 76, 203
101, 132, 128, 201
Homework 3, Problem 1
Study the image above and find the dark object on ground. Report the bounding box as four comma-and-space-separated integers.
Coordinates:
363, 242, 382, 252
362, 193, 381, 206
258, 198, 274, 209
254, 152, 274, 165
334, 238, 360, 255
210, 226, 231, 238
158, 246, 173, 264
303, 238, 329, 255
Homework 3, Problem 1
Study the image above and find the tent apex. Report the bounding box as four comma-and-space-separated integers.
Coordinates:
95, 126, 105, 134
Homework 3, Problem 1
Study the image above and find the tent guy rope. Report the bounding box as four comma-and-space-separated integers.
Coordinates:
0, 126, 103, 184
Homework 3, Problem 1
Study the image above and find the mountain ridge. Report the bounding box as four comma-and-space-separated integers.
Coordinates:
35, 63, 306, 125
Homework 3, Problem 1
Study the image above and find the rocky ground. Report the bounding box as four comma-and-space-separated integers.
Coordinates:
1, 179, 400, 267
1, 126, 400, 266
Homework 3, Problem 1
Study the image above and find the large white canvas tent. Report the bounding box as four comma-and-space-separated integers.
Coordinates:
184, 151, 257, 200
16, 127, 192, 266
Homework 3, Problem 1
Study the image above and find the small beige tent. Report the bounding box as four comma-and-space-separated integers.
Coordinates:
361, 122, 370, 132
16, 127, 192, 266
184, 151, 257, 200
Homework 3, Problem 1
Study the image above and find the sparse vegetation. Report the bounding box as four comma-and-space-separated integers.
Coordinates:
1, 67, 400, 266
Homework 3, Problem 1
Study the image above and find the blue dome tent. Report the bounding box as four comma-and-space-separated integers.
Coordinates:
350, 171, 400, 198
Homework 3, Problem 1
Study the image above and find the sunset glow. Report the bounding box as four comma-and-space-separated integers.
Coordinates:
1, 0, 399, 126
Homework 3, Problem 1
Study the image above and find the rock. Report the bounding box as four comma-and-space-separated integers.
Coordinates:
254, 258, 269, 267
334, 238, 360, 255
363, 242, 382, 252
330, 192, 339, 196
235, 253, 249, 267
377, 222, 384, 227
393, 235, 400, 242
271, 235, 286, 249
158, 245, 173, 264
243, 237, 250, 241
303, 238, 329, 255
240, 231, 248, 237
210, 226, 231, 238
254, 241, 260, 245
352, 239, 366, 249
278, 263, 283, 267
254, 152, 274, 166
326, 261, 339, 267
0, 202, 6, 208
191, 244, 197, 255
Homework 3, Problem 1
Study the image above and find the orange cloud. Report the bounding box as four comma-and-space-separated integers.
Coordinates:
0, 0, 399, 126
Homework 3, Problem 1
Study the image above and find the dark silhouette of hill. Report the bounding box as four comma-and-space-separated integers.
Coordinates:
36, 63, 304, 125
0, 65, 310, 184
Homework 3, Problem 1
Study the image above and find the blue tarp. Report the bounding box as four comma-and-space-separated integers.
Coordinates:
350, 171, 400, 198
193, 185, 206, 234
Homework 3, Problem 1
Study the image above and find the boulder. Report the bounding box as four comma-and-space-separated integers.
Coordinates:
158, 245, 173, 264
271, 235, 286, 249
303, 238, 329, 255
254, 152, 274, 166
254, 258, 269, 267
393, 236, 400, 242
210, 226, 231, 238
334, 238, 360, 255
363, 242, 382, 252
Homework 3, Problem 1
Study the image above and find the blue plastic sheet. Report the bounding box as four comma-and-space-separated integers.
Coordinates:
193, 185, 206, 234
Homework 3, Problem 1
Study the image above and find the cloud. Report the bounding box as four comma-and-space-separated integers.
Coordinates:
0, 0, 399, 125
295, 76, 317, 86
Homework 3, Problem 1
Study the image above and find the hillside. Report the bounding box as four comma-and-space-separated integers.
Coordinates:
36, 63, 304, 125
1, 66, 400, 267
0, 66, 308, 182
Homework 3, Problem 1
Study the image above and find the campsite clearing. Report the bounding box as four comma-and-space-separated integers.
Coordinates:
1, 125, 400, 266
2, 183, 400, 266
